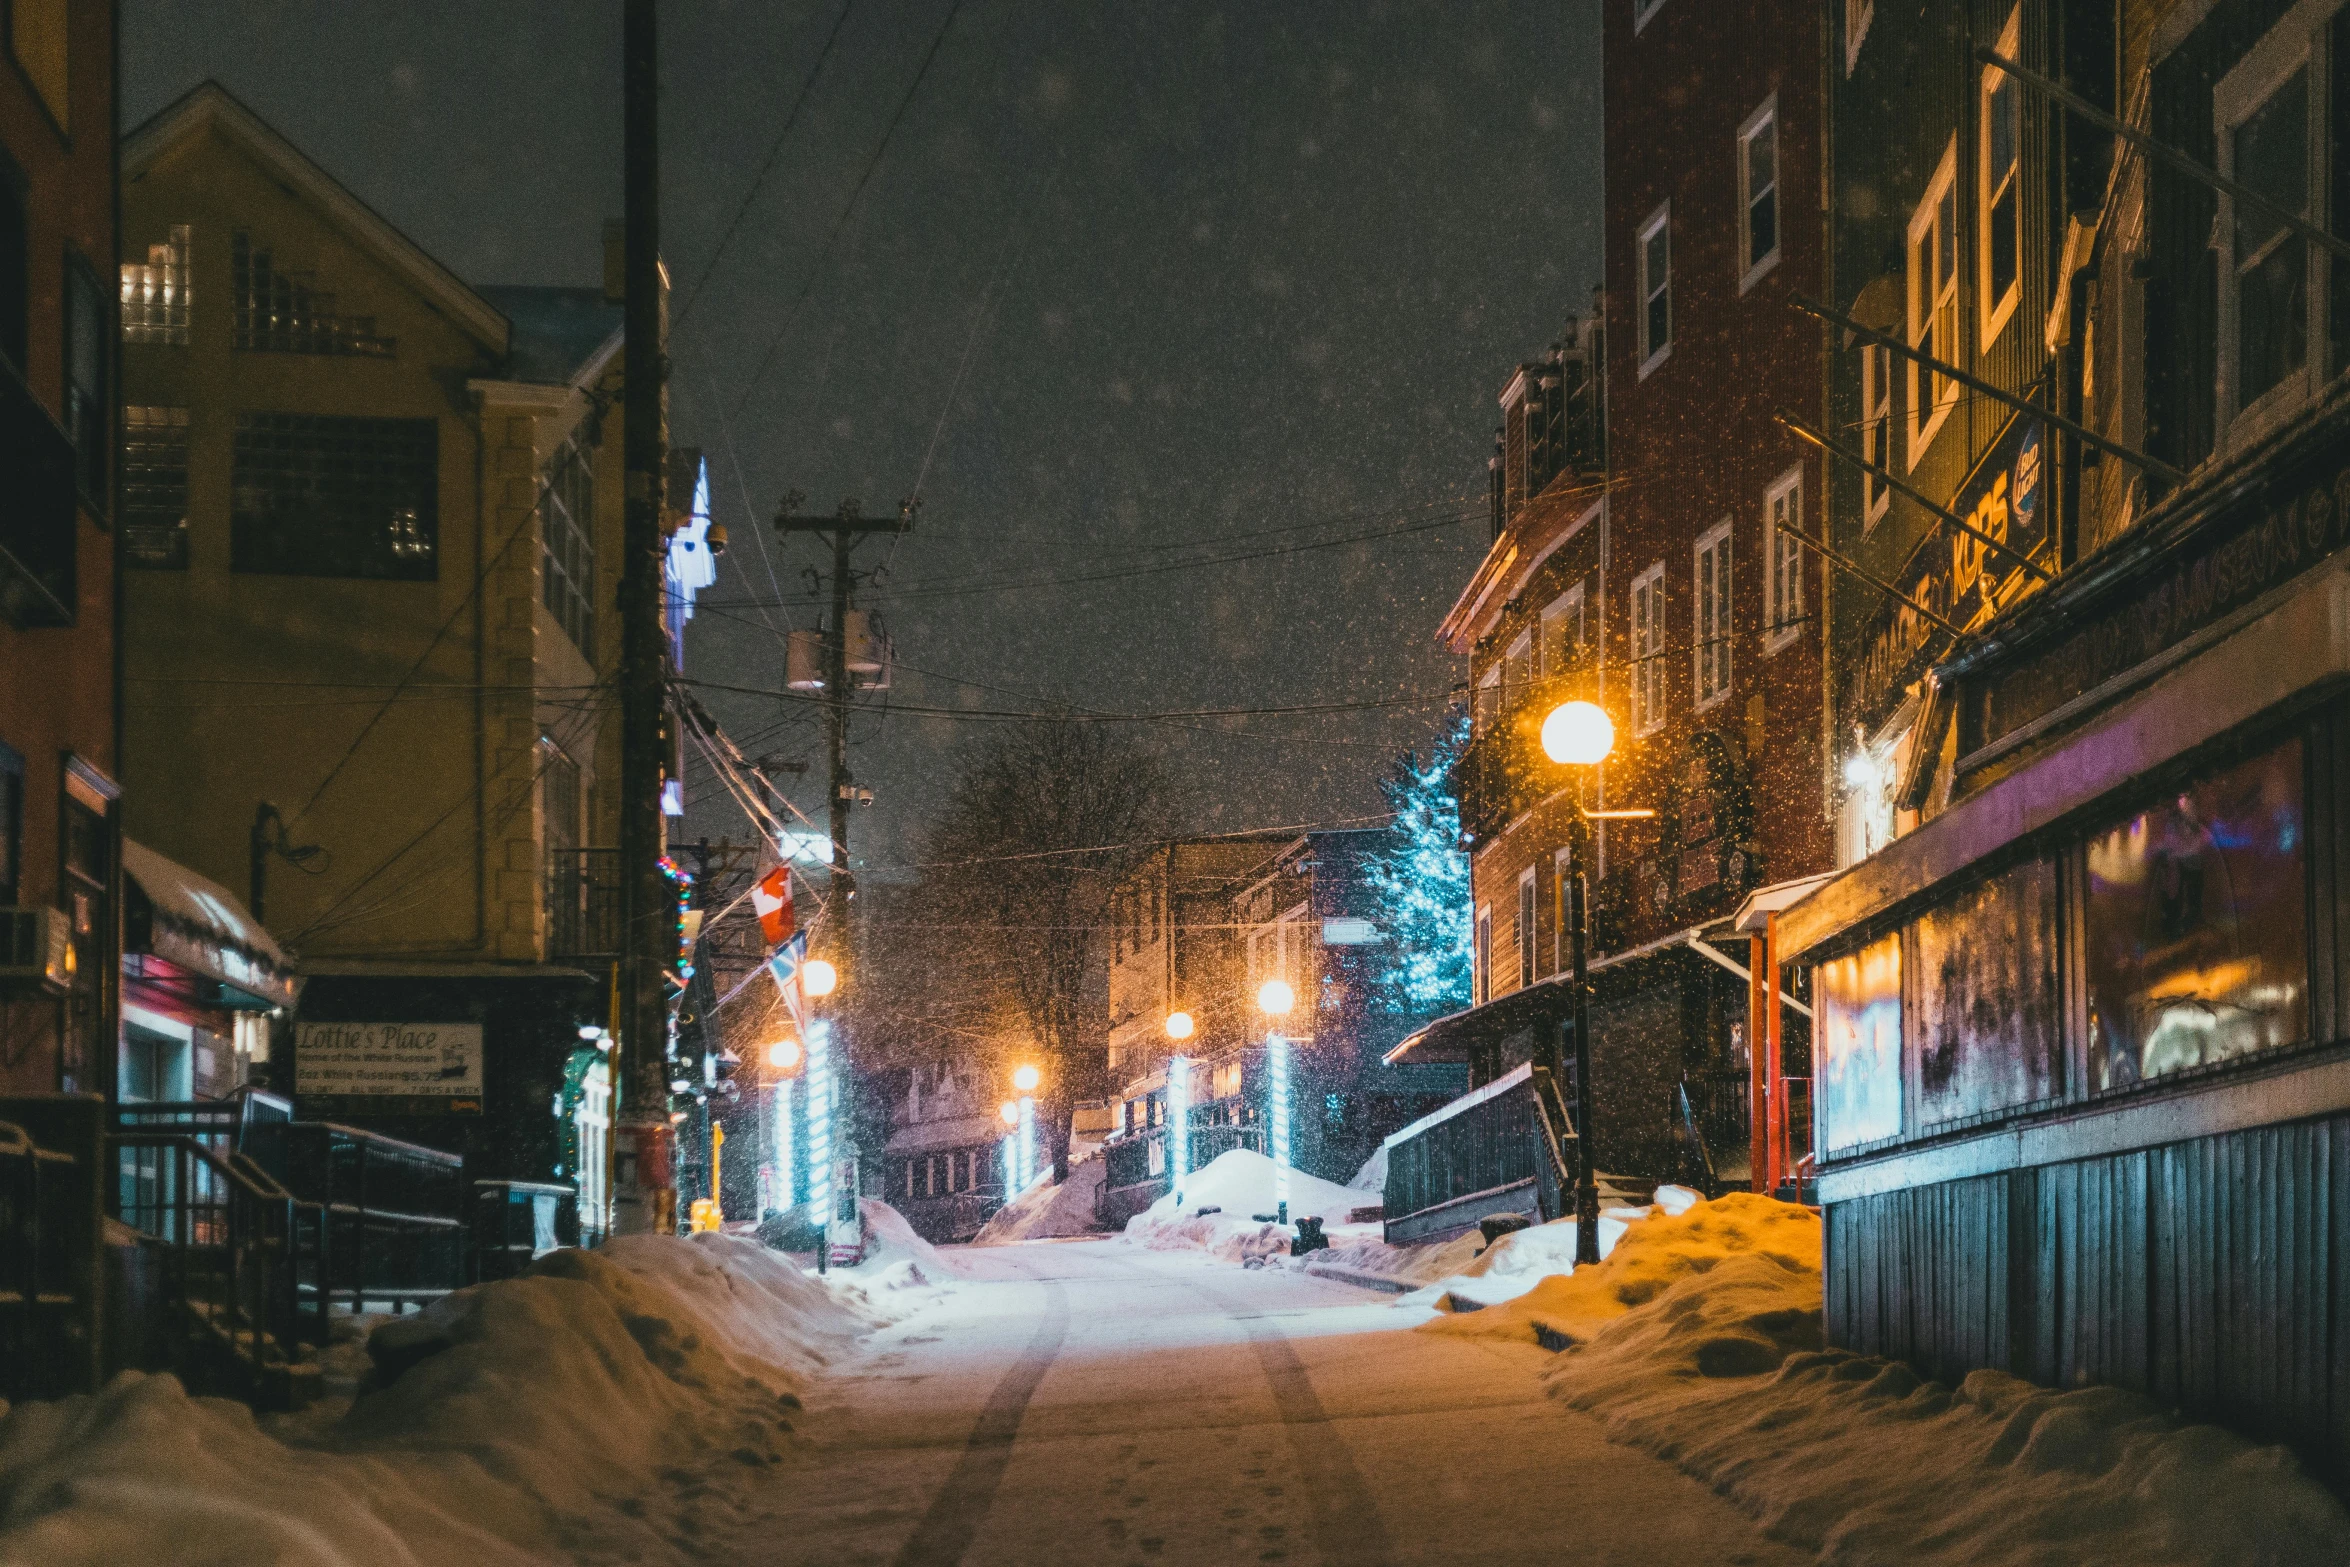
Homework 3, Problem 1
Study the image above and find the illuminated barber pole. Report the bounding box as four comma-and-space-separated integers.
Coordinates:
1267, 1035, 1291, 1209
773, 1077, 795, 1213
804, 1021, 832, 1225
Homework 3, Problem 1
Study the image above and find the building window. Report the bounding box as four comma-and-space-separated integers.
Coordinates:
1906, 139, 1960, 466
1630, 561, 1666, 734
2214, 13, 2337, 445
1504, 628, 1534, 709
2084, 736, 2307, 1092
64, 259, 106, 511
1541, 581, 1586, 678
1638, 203, 1672, 376
122, 225, 192, 346
1473, 905, 1492, 1004
1860, 343, 1893, 526
0, 741, 20, 905
1979, 9, 2023, 348
1845, 0, 1873, 73
1739, 98, 1780, 291
542, 425, 596, 657
123, 407, 191, 570
1693, 523, 1732, 707
230, 412, 438, 580
0, 184, 25, 376
1633, 0, 1667, 33
1516, 868, 1537, 989
231, 231, 394, 357
1817, 932, 1902, 1152
540, 738, 581, 858
1475, 664, 1502, 736
1552, 846, 1573, 974
1763, 467, 1807, 651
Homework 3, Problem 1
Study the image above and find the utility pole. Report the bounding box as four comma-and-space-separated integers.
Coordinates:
617, 0, 673, 1228
774, 496, 913, 1254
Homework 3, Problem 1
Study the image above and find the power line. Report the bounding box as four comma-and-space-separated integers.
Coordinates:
675, 675, 1448, 725
671, 0, 857, 332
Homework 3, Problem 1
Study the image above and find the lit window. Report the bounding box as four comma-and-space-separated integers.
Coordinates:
1474, 905, 1492, 1005
1693, 523, 1732, 707
121, 225, 191, 346
1906, 139, 1960, 466
1860, 343, 1892, 526
1630, 562, 1666, 734
1763, 467, 1807, 651
542, 426, 597, 657
123, 407, 191, 570
231, 412, 438, 580
1979, 10, 2023, 347
1739, 99, 1780, 289
232, 231, 394, 357
1540, 581, 1586, 678
1516, 868, 1537, 989
1638, 203, 1672, 375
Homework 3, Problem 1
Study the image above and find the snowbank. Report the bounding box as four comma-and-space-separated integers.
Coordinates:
971, 1151, 1108, 1245
1435, 1194, 2350, 1565
1303, 1183, 1703, 1303
0, 1233, 879, 1566
844, 1197, 960, 1296
1122, 1149, 1368, 1264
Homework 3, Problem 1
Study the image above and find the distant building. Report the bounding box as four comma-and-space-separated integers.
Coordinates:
0, 0, 120, 1100
111, 83, 714, 1225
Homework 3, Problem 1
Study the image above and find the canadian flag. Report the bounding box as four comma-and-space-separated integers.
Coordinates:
751, 864, 795, 952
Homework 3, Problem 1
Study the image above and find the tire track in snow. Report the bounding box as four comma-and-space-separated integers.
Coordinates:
889, 1260, 1071, 1566
1114, 1252, 1395, 1567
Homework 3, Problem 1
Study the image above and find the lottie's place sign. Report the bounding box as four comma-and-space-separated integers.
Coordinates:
295, 1021, 484, 1097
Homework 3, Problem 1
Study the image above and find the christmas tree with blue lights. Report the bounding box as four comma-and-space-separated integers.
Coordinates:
1363, 707, 1472, 1015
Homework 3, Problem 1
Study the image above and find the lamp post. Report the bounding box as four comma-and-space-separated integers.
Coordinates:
1539, 701, 1654, 1267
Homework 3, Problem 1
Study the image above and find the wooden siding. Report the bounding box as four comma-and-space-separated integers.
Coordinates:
1828, 1111, 2350, 1485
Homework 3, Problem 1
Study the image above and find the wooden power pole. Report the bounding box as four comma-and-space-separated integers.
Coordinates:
618, 0, 672, 1210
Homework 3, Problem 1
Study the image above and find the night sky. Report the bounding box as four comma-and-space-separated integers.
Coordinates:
123, 0, 1603, 876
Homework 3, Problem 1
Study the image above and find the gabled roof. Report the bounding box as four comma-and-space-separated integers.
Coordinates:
123, 81, 510, 355
475, 285, 623, 388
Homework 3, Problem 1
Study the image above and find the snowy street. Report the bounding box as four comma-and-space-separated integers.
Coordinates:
760, 1238, 1800, 1567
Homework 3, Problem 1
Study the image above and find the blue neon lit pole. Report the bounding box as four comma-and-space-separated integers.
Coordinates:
1017, 1095, 1036, 1193
1268, 1033, 1291, 1211
1168, 1055, 1190, 1205
774, 1077, 796, 1212
804, 1021, 831, 1228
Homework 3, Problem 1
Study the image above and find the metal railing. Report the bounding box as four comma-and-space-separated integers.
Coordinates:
0, 1117, 88, 1401
109, 1130, 325, 1390
547, 847, 626, 959
1102, 1119, 1266, 1195
248, 1121, 465, 1313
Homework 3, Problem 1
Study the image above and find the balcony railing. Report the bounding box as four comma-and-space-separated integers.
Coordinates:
547, 847, 626, 960
0, 365, 80, 627
1379, 1063, 1574, 1245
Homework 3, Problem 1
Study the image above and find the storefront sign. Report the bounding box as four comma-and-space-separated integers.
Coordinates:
1981, 460, 2350, 750
1850, 417, 2047, 729
295, 1021, 483, 1098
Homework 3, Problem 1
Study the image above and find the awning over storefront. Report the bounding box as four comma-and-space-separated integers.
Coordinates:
122, 838, 299, 1010
885, 1112, 1004, 1157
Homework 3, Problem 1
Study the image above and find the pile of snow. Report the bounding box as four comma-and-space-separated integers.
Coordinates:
1298, 1183, 1702, 1303
1437, 1194, 2350, 1564
843, 1197, 961, 1296
1123, 1149, 1371, 1264
1347, 1143, 1387, 1193
971, 1151, 1109, 1245
0, 1233, 880, 1565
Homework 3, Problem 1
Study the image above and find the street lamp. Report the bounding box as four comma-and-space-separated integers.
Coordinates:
1164, 1009, 1195, 1041
800, 957, 839, 997
766, 1035, 803, 1071
1257, 979, 1294, 1217
1538, 700, 1653, 1266
1011, 1062, 1041, 1093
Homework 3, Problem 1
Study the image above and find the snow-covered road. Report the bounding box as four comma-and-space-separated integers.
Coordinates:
752, 1238, 1803, 1566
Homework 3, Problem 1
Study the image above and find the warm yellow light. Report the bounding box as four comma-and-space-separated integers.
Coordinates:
800, 957, 838, 997
1164, 1010, 1195, 1041
1541, 701, 1616, 766
1257, 978, 1295, 1017
766, 1036, 803, 1071
1011, 1063, 1042, 1093
999, 1099, 1020, 1126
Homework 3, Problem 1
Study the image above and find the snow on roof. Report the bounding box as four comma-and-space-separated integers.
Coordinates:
121, 837, 295, 1003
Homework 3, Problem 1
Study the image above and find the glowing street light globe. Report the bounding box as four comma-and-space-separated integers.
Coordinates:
800, 957, 839, 997
1256, 978, 1295, 1017
1164, 1010, 1195, 1041
1541, 701, 1616, 766
766, 1036, 803, 1071
998, 1099, 1020, 1126
1011, 1063, 1042, 1093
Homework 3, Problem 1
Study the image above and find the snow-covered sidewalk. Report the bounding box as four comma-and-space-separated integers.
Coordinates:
0, 1223, 948, 1566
